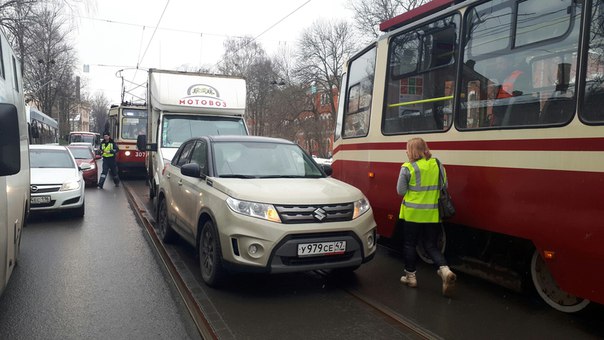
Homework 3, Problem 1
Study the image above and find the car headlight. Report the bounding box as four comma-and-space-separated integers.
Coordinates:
60, 180, 81, 191
226, 197, 281, 223
352, 197, 370, 219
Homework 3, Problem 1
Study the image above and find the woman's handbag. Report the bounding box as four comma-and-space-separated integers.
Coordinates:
435, 159, 456, 219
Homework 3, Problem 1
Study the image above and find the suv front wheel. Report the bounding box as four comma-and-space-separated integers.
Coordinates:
199, 220, 225, 286
157, 198, 177, 243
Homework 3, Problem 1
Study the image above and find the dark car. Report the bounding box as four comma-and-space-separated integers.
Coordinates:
67, 144, 100, 187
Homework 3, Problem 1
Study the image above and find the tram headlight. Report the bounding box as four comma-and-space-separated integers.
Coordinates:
124, 151, 131, 156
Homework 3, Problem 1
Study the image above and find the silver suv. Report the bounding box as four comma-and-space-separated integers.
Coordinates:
157, 136, 377, 286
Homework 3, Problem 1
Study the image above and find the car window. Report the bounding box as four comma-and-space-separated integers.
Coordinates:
173, 141, 195, 167
67, 147, 93, 159
212, 141, 324, 178
190, 140, 208, 175
30, 149, 75, 168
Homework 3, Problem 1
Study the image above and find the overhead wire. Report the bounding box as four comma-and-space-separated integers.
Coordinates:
213, 0, 312, 69
137, 0, 171, 68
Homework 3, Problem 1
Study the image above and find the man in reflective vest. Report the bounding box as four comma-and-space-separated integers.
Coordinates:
98, 132, 120, 189
397, 138, 456, 297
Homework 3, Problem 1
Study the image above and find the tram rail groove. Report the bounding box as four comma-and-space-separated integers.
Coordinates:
317, 270, 442, 340
124, 181, 438, 339
124, 185, 217, 340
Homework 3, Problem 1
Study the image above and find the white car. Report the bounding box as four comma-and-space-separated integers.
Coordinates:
29, 145, 88, 217
157, 135, 377, 286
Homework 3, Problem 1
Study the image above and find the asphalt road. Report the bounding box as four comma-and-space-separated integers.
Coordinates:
1, 177, 602, 340
126, 178, 604, 340
0, 183, 200, 340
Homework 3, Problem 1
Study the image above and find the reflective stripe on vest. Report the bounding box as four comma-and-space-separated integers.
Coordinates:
101, 142, 114, 157
399, 158, 440, 223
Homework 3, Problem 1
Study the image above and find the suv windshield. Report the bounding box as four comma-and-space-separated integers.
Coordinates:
212, 141, 324, 178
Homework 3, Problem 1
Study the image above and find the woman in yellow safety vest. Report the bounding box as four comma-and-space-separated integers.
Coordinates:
397, 138, 456, 297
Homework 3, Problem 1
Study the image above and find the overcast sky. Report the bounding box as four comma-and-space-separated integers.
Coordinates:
74, 0, 354, 104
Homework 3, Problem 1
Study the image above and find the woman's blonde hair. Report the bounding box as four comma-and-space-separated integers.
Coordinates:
406, 137, 432, 162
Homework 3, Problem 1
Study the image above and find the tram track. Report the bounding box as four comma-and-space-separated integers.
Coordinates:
315, 270, 442, 340
124, 184, 216, 340
125, 179, 439, 339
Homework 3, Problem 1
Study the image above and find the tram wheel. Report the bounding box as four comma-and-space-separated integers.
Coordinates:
416, 224, 446, 264
530, 250, 590, 313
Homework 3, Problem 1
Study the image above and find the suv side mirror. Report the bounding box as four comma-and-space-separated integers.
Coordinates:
181, 162, 202, 178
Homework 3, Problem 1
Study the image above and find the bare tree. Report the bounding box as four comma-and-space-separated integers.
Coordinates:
294, 19, 357, 156
219, 37, 283, 136
1, 0, 37, 74
347, 0, 429, 41
23, 4, 77, 139
218, 36, 267, 77
87, 91, 110, 133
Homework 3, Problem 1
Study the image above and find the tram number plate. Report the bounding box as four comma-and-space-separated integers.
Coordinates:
31, 196, 51, 204
297, 241, 346, 257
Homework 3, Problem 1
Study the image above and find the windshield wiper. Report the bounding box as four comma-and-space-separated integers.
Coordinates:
218, 174, 257, 179
258, 175, 324, 179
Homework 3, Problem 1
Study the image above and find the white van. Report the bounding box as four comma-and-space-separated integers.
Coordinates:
0, 31, 29, 296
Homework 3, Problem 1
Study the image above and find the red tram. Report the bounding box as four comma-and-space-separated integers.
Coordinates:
107, 103, 148, 176
332, 0, 604, 312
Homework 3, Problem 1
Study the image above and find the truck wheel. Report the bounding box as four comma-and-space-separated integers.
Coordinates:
198, 220, 225, 287
530, 250, 589, 313
157, 198, 177, 243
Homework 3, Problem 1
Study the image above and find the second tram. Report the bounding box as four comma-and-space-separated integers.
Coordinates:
107, 103, 148, 176
333, 0, 604, 312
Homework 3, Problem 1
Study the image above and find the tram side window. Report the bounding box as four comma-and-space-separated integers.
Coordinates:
383, 14, 459, 135
582, 0, 604, 124
459, 0, 580, 129
342, 47, 376, 138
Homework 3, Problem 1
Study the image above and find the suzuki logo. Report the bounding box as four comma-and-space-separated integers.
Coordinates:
31, 185, 38, 192
313, 208, 326, 221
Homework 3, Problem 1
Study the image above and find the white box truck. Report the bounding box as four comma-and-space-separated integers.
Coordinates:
0, 30, 29, 296
138, 69, 248, 199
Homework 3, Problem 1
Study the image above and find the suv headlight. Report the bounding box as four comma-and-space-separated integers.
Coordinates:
60, 180, 81, 191
226, 197, 281, 223
352, 197, 370, 219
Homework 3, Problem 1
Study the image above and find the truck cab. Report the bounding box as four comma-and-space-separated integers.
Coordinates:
139, 69, 248, 200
